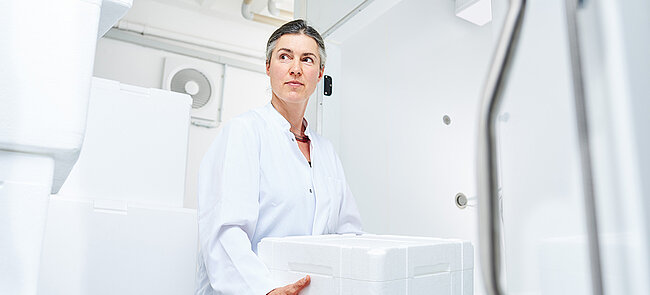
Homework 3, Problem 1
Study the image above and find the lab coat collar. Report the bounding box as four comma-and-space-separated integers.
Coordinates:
263, 102, 313, 137
303, 118, 312, 137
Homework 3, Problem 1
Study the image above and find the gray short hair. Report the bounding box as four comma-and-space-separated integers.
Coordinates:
266, 19, 326, 69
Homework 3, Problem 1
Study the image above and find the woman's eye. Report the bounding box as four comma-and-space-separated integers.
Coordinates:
280, 54, 290, 60
303, 57, 314, 63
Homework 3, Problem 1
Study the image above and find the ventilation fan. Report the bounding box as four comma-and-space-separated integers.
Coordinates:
170, 68, 211, 108
163, 56, 224, 128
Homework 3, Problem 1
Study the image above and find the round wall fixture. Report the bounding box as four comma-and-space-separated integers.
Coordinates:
170, 68, 212, 109
443, 115, 451, 125
455, 192, 468, 209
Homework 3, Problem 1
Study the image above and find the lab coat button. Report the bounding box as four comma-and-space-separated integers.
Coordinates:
309, 188, 312, 193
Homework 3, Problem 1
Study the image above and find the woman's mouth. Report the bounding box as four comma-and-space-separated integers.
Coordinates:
285, 80, 304, 87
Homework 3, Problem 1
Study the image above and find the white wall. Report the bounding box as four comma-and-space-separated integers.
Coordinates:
315, 1, 506, 293
93, 0, 277, 208
311, 0, 594, 294
120, 0, 274, 55
94, 38, 166, 89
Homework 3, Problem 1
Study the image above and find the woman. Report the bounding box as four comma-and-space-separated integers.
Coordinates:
195, 20, 363, 295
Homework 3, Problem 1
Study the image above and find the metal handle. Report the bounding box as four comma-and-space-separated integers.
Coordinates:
477, 0, 527, 294
564, 0, 604, 294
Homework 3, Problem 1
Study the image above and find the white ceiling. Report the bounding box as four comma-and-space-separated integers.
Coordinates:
149, 0, 294, 20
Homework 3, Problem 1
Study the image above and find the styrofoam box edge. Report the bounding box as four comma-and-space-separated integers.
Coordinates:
269, 269, 468, 295
259, 234, 473, 283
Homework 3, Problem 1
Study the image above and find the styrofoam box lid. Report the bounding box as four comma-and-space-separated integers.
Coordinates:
258, 234, 473, 282
56, 77, 192, 207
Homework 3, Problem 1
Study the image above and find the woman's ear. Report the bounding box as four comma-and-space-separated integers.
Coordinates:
318, 66, 325, 80
266, 62, 271, 76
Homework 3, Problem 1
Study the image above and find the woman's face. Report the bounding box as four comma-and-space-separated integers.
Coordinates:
266, 33, 324, 105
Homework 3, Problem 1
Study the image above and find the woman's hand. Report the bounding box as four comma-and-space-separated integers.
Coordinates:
267, 275, 311, 295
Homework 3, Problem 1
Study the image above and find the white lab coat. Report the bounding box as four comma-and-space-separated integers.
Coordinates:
195, 103, 363, 295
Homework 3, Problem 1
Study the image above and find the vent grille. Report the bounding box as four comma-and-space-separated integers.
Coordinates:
169, 68, 212, 109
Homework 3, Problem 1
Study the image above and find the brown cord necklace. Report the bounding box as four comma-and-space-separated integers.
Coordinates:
290, 119, 311, 144
293, 133, 310, 143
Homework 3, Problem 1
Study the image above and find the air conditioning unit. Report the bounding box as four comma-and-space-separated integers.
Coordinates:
162, 56, 225, 128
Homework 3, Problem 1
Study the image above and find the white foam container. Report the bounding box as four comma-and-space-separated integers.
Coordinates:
57, 77, 192, 207
1, 2, 132, 293
0, 0, 103, 193
37, 196, 198, 295
1, 1, 103, 293
258, 234, 473, 295
38, 78, 197, 294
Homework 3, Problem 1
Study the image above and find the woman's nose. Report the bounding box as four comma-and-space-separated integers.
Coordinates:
290, 60, 302, 76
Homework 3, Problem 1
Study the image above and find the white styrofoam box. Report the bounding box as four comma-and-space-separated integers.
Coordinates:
258, 234, 473, 295
0, 152, 55, 295
57, 77, 192, 207
1, 1, 102, 292
38, 196, 198, 295
0, 0, 102, 193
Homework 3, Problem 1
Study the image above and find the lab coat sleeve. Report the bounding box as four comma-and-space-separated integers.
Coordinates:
332, 153, 364, 235
197, 118, 280, 295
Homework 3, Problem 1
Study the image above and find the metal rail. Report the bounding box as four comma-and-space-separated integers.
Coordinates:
476, 0, 527, 294
564, 0, 605, 294
322, 0, 375, 37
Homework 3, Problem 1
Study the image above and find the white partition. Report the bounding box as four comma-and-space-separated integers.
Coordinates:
575, 0, 650, 293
